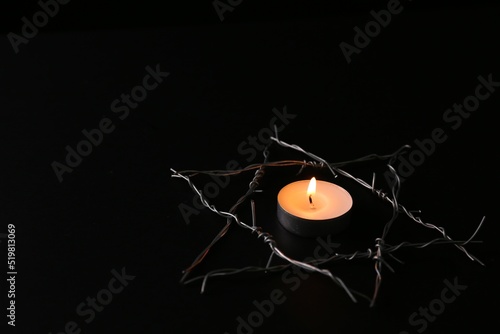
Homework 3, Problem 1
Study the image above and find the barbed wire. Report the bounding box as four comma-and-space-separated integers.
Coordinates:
171, 130, 485, 307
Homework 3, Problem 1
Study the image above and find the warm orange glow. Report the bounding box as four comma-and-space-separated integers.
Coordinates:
307, 177, 316, 196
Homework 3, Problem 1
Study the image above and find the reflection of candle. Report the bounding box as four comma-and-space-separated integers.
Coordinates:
277, 178, 352, 237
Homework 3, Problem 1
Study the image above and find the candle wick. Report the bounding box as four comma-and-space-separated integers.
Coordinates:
309, 194, 315, 208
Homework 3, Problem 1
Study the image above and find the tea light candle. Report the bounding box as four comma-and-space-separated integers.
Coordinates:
277, 177, 353, 237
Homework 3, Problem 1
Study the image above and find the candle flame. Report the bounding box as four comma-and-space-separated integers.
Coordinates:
307, 177, 316, 196
307, 177, 316, 208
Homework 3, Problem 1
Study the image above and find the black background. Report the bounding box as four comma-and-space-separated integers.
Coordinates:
1, 1, 498, 333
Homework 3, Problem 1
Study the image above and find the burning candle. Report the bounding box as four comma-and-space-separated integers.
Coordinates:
277, 177, 352, 237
